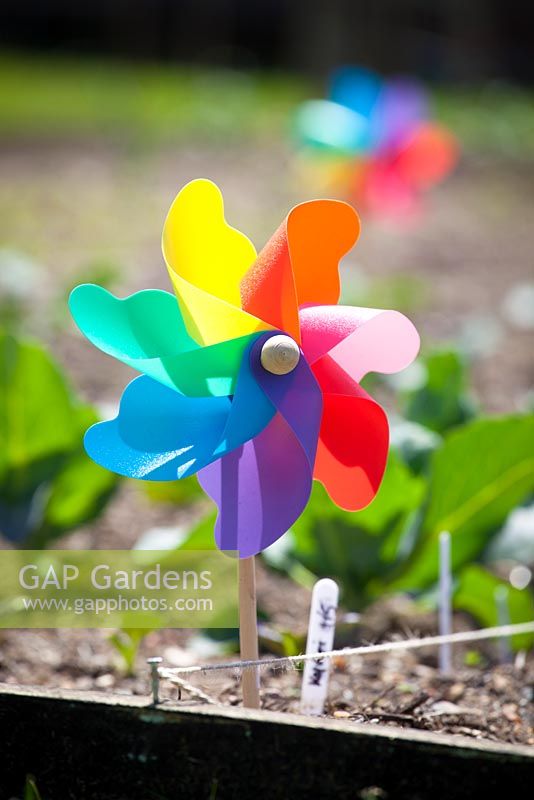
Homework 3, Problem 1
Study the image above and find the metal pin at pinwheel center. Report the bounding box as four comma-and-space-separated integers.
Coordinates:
260, 334, 300, 375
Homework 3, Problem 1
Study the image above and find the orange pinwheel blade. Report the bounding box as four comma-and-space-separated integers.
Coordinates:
241, 199, 360, 342
287, 199, 360, 307
240, 220, 300, 340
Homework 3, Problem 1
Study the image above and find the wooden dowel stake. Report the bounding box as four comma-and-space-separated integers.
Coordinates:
239, 556, 260, 709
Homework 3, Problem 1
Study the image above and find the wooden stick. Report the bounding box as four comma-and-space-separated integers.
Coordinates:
239, 556, 260, 709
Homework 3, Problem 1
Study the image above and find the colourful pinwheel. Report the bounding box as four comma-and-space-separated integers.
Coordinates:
69, 179, 419, 558
294, 66, 459, 218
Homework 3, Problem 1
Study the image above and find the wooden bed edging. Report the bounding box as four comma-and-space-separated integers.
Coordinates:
0, 683, 532, 800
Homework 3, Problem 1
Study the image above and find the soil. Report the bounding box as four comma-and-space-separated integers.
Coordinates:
0, 564, 532, 747
0, 141, 533, 748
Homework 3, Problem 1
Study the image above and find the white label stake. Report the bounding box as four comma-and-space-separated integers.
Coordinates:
300, 578, 339, 716
439, 531, 452, 674
494, 585, 512, 663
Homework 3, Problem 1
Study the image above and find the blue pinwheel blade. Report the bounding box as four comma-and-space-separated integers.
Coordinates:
85, 377, 229, 480
84, 337, 277, 481
329, 66, 382, 120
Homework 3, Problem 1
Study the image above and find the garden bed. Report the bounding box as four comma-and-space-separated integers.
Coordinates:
1, 683, 533, 800
1, 588, 532, 748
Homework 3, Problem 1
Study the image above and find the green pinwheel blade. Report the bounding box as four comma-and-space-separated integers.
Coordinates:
69, 284, 259, 397
83, 336, 277, 482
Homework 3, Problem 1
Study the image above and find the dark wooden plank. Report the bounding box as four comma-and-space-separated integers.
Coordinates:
0, 683, 532, 800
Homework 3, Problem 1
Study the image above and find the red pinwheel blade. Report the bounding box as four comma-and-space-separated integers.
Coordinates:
299, 304, 420, 511
363, 159, 420, 217
394, 123, 459, 188
311, 357, 389, 511
239, 220, 300, 339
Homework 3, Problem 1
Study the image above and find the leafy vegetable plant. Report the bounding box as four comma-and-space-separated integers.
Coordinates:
263, 349, 534, 645
0, 331, 118, 547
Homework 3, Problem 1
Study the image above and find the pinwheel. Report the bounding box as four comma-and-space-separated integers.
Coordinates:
294, 66, 458, 218
70, 178, 419, 707
70, 178, 420, 558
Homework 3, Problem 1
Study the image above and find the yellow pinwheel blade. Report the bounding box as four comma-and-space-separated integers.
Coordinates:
162, 179, 273, 345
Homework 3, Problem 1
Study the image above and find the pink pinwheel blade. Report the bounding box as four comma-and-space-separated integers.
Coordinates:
198, 341, 323, 557
300, 305, 420, 381
363, 160, 420, 217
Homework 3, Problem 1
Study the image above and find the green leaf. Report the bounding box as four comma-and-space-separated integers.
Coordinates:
258, 623, 305, 657
142, 475, 204, 506
23, 774, 43, 800
109, 628, 151, 675
349, 453, 427, 535
463, 650, 485, 667
175, 512, 218, 550
31, 405, 118, 546
0, 331, 79, 492
280, 454, 426, 609
389, 414, 534, 591
0, 332, 118, 545
390, 418, 442, 474
401, 349, 476, 434
454, 564, 534, 650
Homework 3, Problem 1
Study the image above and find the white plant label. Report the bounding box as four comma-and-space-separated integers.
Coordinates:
439, 530, 452, 674
300, 578, 339, 716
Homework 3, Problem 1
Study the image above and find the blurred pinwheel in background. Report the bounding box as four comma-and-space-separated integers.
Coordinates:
70, 179, 419, 558
293, 66, 459, 219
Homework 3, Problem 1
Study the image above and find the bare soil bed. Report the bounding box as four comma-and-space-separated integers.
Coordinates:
1, 576, 532, 747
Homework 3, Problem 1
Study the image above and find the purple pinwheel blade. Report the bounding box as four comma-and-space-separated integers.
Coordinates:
198, 346, 323, 557
198, 414, 313, 557
370, 78, 429, 150
250, 336, 323, 464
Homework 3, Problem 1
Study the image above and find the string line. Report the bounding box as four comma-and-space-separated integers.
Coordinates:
162, 672, 219, 704
158, 621, 534, 677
